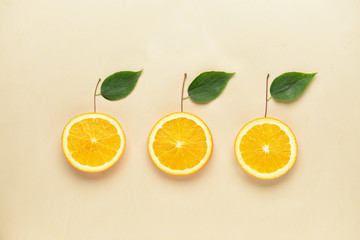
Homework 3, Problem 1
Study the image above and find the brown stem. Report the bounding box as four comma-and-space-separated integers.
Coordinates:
94, 78, 101, 112
264, 74, 270, 117
181, 73, 187, 112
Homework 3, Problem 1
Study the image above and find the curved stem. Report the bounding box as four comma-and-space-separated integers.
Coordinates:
181, 73, 187, 112
94, 78, 101, 112
264, 74, 270, 117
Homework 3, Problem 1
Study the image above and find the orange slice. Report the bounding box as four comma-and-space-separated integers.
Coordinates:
62, 113, 125, 172
148, 112, 213, 175
234, 117, 297, 179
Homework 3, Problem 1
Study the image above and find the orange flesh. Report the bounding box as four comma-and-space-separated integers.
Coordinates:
152, 117, 207, 170
239, 123, 291, 173
67, 118, 121, 167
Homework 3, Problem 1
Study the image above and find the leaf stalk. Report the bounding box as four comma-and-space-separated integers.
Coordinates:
181, 73, 187, 112
94, 78, 101, 112
265, 74, 270, 117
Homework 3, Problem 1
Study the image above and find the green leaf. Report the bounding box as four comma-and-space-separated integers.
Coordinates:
100, 70, 142, 100
187, 71, 235, 103
270, 72, 317, 101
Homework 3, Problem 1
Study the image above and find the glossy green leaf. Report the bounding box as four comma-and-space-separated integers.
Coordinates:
187, 71, 235, 103
100, 70, 142, 100
270, 72, 317, 101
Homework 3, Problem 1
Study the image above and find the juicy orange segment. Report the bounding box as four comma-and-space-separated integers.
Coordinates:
62, 113, 125, 172
148, 112, 212, 175
234, 118, 297, 179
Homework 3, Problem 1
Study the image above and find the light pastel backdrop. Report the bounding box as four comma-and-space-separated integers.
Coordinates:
1, 0, 360, 239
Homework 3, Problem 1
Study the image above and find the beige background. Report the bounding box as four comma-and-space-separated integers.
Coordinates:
1, 0, 360, 239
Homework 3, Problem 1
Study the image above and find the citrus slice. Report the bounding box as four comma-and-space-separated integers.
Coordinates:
148, 112, 213, 175
234, 117, 297, 179
62, 113, 125, 172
